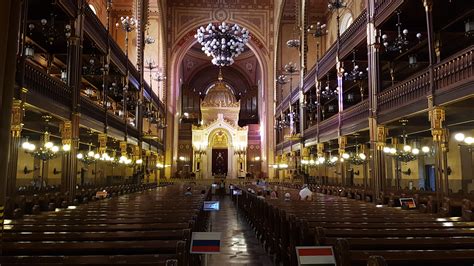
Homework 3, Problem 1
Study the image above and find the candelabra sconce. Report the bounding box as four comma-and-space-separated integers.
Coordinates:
381, 11, 421, 53
23, 166, 39, 174
53, 168, 62, 175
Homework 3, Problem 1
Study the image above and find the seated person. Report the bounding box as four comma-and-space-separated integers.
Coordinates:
256, 190, 265, 200
284, 192, 291, 201
270, 190, 278, 199
184, 187, 193, 196
299, 184, 313, 201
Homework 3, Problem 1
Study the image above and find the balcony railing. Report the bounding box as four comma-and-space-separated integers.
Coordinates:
378, 70, 430, 114
434, 45, 474, 92
24, 62, 71, 103
341, 99, 369, 125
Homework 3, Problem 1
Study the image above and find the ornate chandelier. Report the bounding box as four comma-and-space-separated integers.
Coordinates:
344, 50, 367, 82
195, 22, 250, 66
321, 74, 339, 99
381, 11, 421, 53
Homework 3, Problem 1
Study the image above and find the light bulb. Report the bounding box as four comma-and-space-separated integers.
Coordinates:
403, 145, 411, 152
412, 148, 420, 155
359, 153, 366, 160
342, 153, 349, 159
136, 159, 143, 164
45, 142, 54, 149
465, 137, 474, 145
390, 148, 396, 154
22, 141, 30, 150
422, 146, 430, 153
76, 153, 83, 159
29, 144, 36, 151
383, 147, 391, 153
94, 154, 100, 159
62, 144, 71, 151
51, 146, 59, 153
454, 133, 465, 141
88, 151, 94, 157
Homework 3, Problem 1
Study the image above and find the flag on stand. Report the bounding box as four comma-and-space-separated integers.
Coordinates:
190, 232, 221, 254
296, 246, 336, 266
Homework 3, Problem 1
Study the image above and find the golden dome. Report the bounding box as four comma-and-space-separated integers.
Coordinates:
201, 70, 238, 107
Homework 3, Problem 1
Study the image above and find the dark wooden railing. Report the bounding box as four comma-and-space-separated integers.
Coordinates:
378, 70, 430, 113
434, 45, 474, 91
341, 99, 369, 125
24, 62, 71, 103
57, 0, 77, 17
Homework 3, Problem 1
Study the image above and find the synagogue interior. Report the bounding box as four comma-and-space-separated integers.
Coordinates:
0, 0, 473, 265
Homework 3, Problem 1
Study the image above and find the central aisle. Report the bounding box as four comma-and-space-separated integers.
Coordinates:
206, 195, 274, 266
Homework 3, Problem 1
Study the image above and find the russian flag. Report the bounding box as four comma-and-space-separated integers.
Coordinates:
190, 232, 221, 254
296, 246, 336, 266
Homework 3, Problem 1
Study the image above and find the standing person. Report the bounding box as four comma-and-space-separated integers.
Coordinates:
220, 179, 226, 196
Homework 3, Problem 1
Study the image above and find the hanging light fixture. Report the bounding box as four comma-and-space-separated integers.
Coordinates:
328, 0, 347, 11
307, 21, 327, 38
381, 11, 421, 53
195, 22, 250, 66
383, 119, 431, 162
321, 74, 339, 99
348, 135, 367, 165
344, 50, 367, 82
28, 13, 71, 45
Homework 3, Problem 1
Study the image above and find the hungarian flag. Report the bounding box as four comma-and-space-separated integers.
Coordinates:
296, 246, 336, 266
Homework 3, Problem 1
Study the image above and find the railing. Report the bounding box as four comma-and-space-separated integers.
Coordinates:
434, 45, 474, 91
319, 115, 338, 135
24, 62, 71, 103
339, 9, 367, 59
341, 99, 369, 125
378, 70, 430, 113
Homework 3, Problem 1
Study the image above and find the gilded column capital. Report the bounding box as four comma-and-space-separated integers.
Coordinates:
429, 107, 445, 142
120, 141, 128, 156
10, 100, 23, 138
98, 133, 108, 154
60, 121, 72, 145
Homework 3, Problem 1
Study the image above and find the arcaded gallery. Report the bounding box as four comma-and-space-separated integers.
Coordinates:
0, 0, 473, 265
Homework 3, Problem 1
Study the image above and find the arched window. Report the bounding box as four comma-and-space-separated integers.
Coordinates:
339, 12, 353, 34
89, 4, 97, 15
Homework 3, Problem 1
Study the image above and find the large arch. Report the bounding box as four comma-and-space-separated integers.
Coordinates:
165, 24, 273, 178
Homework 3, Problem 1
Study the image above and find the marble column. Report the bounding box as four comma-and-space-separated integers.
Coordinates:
366, 0, 383, 202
